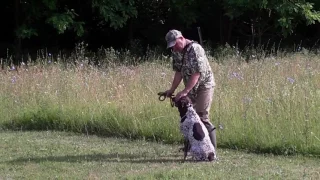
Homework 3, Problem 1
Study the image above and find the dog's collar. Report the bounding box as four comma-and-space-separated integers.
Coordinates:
180, 114, 187, 121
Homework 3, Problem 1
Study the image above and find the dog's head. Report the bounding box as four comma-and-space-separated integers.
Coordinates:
173, 96, 193, 115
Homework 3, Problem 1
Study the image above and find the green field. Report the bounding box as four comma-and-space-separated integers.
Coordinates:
0, 131, 319, 179
0, 50, 319, 178
1, 52, 319, 155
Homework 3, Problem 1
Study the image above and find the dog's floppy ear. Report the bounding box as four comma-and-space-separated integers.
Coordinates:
171, 97, 177, 107
173, 97, 183, 107
173, 97, 181, 107
181, 97, 190, 108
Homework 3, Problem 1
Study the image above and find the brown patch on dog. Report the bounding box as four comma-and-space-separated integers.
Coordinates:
174, 96, 193, 120
174, 96, 192, 108
192, 122, 205, 141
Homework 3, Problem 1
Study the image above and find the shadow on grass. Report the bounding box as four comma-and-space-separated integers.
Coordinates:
5, 153, 187, 164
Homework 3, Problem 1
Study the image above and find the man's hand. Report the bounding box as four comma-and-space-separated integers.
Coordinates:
175, 89, 189, 101
164, 89, 175, 97
175, 72, 200, 101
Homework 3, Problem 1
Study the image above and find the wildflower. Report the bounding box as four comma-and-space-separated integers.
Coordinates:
218, 124, 224, 130
160, 72, 166, 78
48, 53, 52, 56
229, 72, 244, 80
287, 77, 295, 84
306, 63, 312, 71
266, 97, 273, 103
10, 66, 15, 71
243, 96, 252, 104
297, 46, 301, 52
11, 76, 17, 83
236, 50, 240, 56
275, 62, 280, 66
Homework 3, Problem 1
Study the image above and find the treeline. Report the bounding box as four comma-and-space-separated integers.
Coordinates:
1, 0, 320, 64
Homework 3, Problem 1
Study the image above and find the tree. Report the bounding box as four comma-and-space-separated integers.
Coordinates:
12, 0, 138, 65
12, 0, 85, 64
92, 0, 137, 29
222, 0, 320, 46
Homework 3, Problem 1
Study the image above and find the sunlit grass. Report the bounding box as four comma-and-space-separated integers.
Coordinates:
0, 51, 319, 155
213, 54, 320, 155
1, 131, 319, 179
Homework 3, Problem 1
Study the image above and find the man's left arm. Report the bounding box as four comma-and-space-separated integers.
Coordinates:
182, 72, 200, 94
184, 45, 204, 94
175, 72, 200, 100
176, 45, 203, 100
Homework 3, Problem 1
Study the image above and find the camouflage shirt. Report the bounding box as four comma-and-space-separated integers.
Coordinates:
172, 42, 215, 98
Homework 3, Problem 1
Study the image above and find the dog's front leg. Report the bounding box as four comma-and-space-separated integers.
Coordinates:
182, 139, 190, 162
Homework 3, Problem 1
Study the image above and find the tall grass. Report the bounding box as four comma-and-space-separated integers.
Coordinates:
0, 47, 319, 156
213, 53, 320, 155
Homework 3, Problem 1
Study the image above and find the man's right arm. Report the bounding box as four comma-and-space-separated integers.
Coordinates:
170, 71, 182, 91
166, 71, 182, 96
167, 52, 182, 96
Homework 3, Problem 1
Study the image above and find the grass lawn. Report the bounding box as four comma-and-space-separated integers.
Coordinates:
0, 131, 319, 179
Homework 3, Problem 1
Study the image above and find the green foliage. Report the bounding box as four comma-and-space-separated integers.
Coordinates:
223, 0, 320, 37
169, 0, 198, 26
15, 0, 139, 39
42, 0, 57, 10
276, 1, 320, 36
46, 9, 84, 36
14, 0, 85, 39
92, 0, 137, 29
15, 25, 38, 39
6, 0, 320, 54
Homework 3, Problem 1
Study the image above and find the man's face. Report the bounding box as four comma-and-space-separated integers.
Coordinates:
172, 37, 184, 52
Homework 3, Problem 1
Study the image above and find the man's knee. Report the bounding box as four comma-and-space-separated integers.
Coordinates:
203, 121, 216, 132
197, 111, 208, 119
196, 112, 215, 131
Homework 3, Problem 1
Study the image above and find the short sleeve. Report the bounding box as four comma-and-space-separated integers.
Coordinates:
187, 45, 206, 74
172, 52, 182, 72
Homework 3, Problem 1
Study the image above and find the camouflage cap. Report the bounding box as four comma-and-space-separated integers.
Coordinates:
165, 30, 183, 48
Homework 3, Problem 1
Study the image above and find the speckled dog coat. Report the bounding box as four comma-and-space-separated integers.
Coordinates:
174, 96, 216, 161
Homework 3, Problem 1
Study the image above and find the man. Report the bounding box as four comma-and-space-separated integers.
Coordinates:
164, 29, 217, 149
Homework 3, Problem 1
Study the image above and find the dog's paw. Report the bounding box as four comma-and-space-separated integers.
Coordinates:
178, 147, 184, 152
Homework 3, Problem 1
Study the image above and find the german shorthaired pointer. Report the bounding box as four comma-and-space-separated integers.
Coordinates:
174, 96, 216, 162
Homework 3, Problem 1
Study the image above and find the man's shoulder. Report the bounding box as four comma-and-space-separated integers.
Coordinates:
189, 42, 204, 54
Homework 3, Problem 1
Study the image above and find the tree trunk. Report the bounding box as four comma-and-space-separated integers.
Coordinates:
227, 20, 233, 45
128, 18, 133, 43
219, 10, 224, 44
14, 0, 21, 65
251, 19, 255, 48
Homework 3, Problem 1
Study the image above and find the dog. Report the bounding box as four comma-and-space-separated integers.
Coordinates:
173, 96, 216, 162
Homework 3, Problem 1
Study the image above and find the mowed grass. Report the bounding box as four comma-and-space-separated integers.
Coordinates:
0, 131, 319, 179
0, 51, 320, 155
